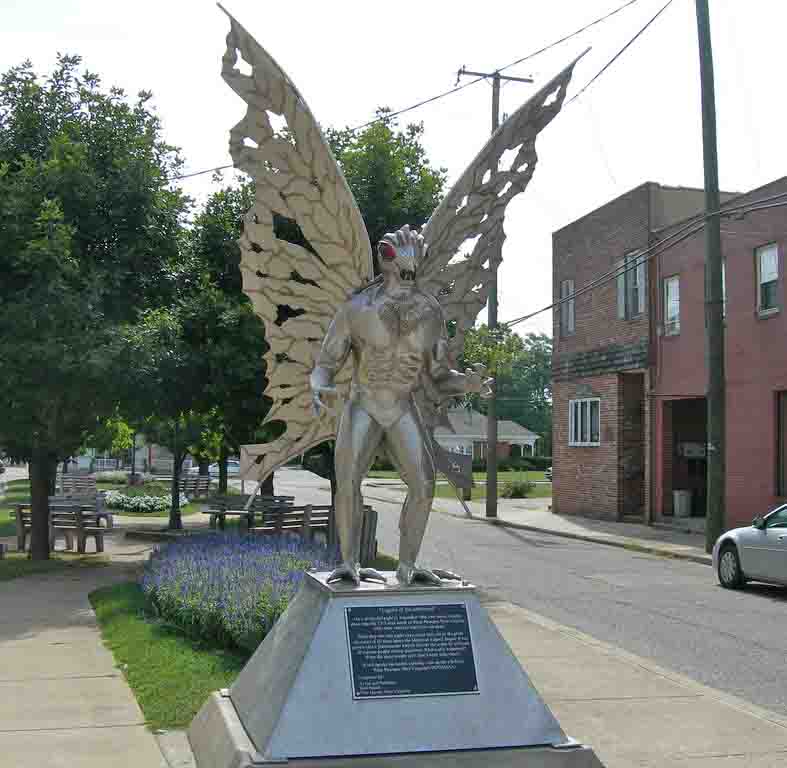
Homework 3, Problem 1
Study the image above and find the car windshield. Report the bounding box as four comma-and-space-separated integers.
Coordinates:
764, 505, 787, 528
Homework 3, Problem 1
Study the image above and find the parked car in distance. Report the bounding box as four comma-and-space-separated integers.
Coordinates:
545, 466, 552, 482
713, 504, 787, 588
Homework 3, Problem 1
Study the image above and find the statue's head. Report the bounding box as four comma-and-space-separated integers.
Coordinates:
377, 224, 425, 284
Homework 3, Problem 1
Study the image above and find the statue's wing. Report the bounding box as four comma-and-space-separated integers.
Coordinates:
419, 53, 585, 362
221, 12, 373, 482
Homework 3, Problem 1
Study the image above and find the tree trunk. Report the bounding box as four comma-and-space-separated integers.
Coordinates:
261, 472, 274, 496
169, 453, 184, 530
218, 444, 229, 494
29, 454, 55, 560
198, 458, 210, 476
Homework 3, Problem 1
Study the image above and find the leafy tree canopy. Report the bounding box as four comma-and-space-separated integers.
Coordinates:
0, 54, 189, 555
327, 110, 447, 248
462, 327, 553, 455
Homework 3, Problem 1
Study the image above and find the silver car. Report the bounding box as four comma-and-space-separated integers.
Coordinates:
713, 505, 787, 588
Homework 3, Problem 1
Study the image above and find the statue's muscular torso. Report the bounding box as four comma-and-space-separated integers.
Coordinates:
312, 283, 464, 429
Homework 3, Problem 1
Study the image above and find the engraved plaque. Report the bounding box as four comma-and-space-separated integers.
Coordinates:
345, 603, 479, 699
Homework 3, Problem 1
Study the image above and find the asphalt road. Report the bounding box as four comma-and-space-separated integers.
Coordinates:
273, 467, 787, 719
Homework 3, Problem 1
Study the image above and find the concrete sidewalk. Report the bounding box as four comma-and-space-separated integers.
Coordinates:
490, 599, 787, 768
458, 499, 712, 565
3, 528, 786, 767
362, 479, 712, 566
0, 540, 168, 768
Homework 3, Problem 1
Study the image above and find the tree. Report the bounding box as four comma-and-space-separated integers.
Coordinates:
462, 327, 553, 456
188, 179, 270, 494
0, 56, 188, 558
120, 307, 214, 529
327, 111, 447, 247
86, 415, 135, 464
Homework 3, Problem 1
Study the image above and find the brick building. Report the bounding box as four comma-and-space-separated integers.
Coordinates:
552, 177, 787, 529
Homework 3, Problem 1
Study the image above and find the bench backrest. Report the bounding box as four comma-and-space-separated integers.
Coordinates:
57, 476, 97, 494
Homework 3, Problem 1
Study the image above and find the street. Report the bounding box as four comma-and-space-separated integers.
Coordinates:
273, 467, 787, 719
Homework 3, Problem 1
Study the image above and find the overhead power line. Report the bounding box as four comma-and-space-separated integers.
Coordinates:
171, 0, 644, 182
501, 191, 787, 329
567, 0, 674, 104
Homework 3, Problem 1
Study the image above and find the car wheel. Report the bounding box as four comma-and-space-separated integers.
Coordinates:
718, 544, 745, 589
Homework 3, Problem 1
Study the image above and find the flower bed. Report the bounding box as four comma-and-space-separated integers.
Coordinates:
141, 534, 336, 651
104, 490, 188, 514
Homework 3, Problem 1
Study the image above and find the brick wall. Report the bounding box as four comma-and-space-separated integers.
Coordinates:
654, 176, 787, 528
620, 373, 646, 517
553, 183, 652, 363
553, 374, 620, 520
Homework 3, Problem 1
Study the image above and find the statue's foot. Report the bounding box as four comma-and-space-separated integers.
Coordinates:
327, 563, 389, 586
431, 568, 462, 582
358, 567, 388, 583
396, 563, 444, 586
327, 562, 360, 586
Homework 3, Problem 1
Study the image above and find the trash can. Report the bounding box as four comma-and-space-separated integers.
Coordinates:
673, 490, 692, 518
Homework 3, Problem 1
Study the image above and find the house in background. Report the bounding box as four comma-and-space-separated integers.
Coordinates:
435, 406, 541, 460
552, 177, 787, 530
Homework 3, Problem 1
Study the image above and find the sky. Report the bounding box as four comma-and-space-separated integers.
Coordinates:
3, 0, 785, 336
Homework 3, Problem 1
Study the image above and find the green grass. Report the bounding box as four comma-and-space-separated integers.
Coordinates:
89, 582, 249, 729
433, 477, 552, 502
88, 550, 399, 727
0, 480, 31, 536
368, 470, 547, 483
0, 551, 108, 582
368, 552, 398, 571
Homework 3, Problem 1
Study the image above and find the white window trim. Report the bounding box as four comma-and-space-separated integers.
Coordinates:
664, 275, 680, 336
569, 398, 601, 447
756, 243, 779, 316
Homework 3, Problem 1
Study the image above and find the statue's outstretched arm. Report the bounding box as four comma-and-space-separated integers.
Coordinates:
311, 304, 352, 394
427, 322, 493, 401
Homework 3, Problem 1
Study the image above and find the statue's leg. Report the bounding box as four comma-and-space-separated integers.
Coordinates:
383, 409, 442, 586
329, 400, 384, 585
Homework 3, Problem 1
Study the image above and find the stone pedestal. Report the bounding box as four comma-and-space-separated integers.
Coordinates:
188, 573, 604, 767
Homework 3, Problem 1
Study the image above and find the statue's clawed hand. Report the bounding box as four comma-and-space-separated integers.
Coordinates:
312, 385, 338, 416
464, 364, 494, 399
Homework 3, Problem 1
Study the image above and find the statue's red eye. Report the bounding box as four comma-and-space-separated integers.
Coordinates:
379, 243, 396, 261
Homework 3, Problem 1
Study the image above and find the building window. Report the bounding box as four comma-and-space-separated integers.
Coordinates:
560, 279, 575, 335
757, 243, 779, 314
617, 251, 646, 319
778, 392, 787, 496
664, 275, 680, 335
569, 398, 600, 447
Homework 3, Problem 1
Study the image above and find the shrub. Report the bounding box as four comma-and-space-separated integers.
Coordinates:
500, 479, 536, 499
527, 456, 552, 472
104, 490, 188, 513
95, 471, 128, 485
141, 534, 336, 651
370, 455, 394, 472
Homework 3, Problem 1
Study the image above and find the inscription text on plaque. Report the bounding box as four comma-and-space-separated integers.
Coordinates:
345, 603, 478, 700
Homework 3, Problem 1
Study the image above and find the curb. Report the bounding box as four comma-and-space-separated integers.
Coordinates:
123, 528, 196, 543
475, 516, 713, 566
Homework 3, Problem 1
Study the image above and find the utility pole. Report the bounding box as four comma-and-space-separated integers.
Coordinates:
695, 1, 725, 552
456, 67, 533, 519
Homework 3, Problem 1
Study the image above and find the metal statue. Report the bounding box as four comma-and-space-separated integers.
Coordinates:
311, 225, 492, 585
220, 9, 581, 585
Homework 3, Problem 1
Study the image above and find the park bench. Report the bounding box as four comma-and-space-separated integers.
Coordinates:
15, 502, 106, 553
249, 504, 378, 563
152, 474, 211, 499
49, 493, 113, 528
249, 503, 331, 541
55, 474, 97, 495
206, 495, 295, 530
